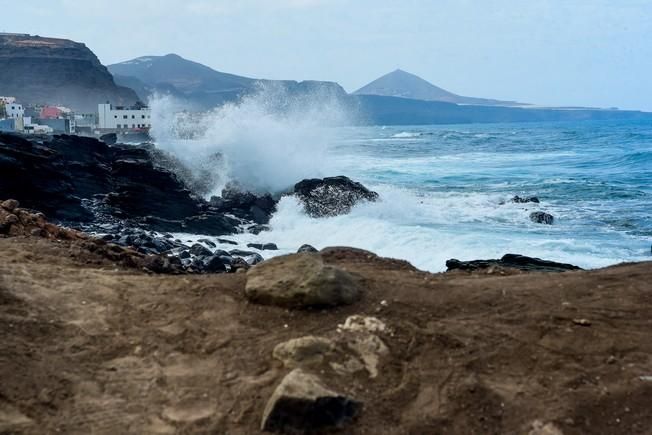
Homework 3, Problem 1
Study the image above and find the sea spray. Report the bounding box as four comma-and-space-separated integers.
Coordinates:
149, 82, 354, 196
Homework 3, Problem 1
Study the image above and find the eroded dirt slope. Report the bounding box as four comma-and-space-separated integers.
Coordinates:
1, 236, 651, 434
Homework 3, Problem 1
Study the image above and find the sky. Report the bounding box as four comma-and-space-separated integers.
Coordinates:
3, 0, 651, 110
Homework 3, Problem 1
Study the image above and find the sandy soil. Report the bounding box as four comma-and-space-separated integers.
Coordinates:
1, 236, 651, 434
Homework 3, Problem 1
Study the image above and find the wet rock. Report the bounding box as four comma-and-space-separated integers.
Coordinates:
99, 132, 117, 145
229, 257, 250, 273
197, 238, 216, 248
273, 336, 336, 368
247, 242, 278, 251
297, 244, 318, 253
294, 176, 379, 218
511, 195, 540, 204
228, 249, 264, 266
530, 211, 554, 225
0, 134, 263, 237
203, 255, 229, 273
261, 369, 361, 433
245, 252, 362, 308
217, 238, 237, 245
210, 183, 277, 224
446, 253, 581, 273
189, 243, 213, 258
247, 224, 270, 235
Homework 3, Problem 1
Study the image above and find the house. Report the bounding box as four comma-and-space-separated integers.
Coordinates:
97, 102, 151, 132
4, 102, 24, 119
40, 106, 64, 119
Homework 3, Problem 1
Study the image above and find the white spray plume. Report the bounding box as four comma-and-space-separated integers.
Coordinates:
149, 82, 353, 196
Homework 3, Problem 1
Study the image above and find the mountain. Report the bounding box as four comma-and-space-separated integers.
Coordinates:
108, 54, 651, 125
354, 69, 523, 107
109, 54, 348, 109
0, 33, 139, 112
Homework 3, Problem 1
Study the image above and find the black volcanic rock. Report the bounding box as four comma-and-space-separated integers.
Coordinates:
446, 254, 581, 273
0, 133, 255, 236
293, 176, 379, 218
0, 34, 138, 111
511, 195, 540, 204
530, 211, 554, 225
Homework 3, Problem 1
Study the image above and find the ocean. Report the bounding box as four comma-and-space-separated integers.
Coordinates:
169, 117, 652, 273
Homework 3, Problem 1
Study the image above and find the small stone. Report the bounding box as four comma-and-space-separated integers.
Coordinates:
273, 336, 336, 368
261, 369, 361, 432
338, 315, 386, 333
572, 318, 591, 327
528, 420, 564, 435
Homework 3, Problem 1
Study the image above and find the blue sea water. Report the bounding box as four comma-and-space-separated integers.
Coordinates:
181, 119, 652, 272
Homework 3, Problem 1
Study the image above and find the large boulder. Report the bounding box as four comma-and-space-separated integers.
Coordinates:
261, 369, 362, 433
530, 211, 554, 225
446, 253, 581, 273
245, 252, 362, 308
293, 176, 379, 217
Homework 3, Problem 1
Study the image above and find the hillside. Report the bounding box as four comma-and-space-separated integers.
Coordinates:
109, 54, 348, 109
354, 69, 524, 106
1, 232, 651, 434
0, 33, 138, 111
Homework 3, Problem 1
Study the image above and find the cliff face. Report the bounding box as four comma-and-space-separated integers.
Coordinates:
0, 34, 138, 112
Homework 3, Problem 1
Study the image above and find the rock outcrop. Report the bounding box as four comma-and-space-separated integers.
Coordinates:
0, 34, 138, 111
245, 252, 362, 308
446, 253, 581, 273
293, 176, 379, 218
0, 133, 276, 236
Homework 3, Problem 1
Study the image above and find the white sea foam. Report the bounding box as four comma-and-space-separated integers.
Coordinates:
149, 83, 352, 195
174, 183, 648, 273
392, 131, 422, 138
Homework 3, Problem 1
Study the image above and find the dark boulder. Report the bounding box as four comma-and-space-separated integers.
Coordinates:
293, 176, 379, 218
99, 133, 117, 145
210, 183, 277, 224
197, 238, 216, 248
446, 254, 581, 273
530, 211, 554, 225
298, 244, 318, 253
189, 243, 213, 258
511, 195, 540, 204
203, 254, 230, 273
230, 249, 265, 265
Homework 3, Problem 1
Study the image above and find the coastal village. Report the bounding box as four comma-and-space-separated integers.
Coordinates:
0, 96, 151, 138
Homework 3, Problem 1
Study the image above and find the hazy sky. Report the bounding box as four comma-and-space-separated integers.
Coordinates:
4, 0, 651, 110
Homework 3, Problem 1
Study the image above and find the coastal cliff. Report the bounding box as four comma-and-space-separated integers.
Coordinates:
0, 34, 138, 111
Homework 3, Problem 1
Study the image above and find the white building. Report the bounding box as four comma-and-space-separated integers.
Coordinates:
4, 102, 24, 119
0, 96, 16, 105
97, 103, 151, 131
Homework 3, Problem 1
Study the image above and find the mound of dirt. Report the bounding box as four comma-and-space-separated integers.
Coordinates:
0, 235, 651, 434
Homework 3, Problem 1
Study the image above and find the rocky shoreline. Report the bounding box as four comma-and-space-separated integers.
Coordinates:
2, 133, 570, 274
3, 133, 651, 433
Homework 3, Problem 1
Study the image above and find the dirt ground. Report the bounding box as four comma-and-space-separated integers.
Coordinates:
0, 236, 651, 434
